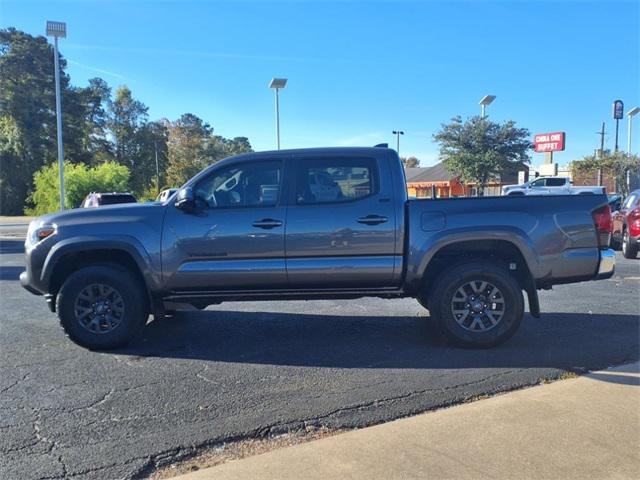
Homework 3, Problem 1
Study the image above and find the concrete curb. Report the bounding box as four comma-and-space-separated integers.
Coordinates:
174, 361, 640, 480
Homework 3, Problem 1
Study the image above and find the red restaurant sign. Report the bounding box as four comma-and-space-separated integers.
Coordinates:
534, 132, 565, 152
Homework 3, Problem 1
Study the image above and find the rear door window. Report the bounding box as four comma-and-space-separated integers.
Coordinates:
545, 178, 566, 187
294, 158, 378, 204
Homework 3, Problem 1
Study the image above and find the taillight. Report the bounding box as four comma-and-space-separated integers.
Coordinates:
629, 208, 640, 237
592, 204, 612, 248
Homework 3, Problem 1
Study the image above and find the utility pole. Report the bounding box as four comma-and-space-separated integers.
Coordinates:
597, 122, 606, 158
596, 122, 606, 187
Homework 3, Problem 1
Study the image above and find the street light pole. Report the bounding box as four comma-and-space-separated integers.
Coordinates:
392, 130, 404, 156
269, 78, 287, 150
627, 107, 640, 155
46, 21, 67, 210
479, 94, 496, 119
275, 88, 280, 149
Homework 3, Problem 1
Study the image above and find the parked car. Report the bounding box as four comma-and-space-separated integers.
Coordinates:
607, 194, 622, 213
611, 189, 640, 259
156, 188, 178, 203
81, 192, 137, 208
502, 176, 605, 196
21, 147, 615, 350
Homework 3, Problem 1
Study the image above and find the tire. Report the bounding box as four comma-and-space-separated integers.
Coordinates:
56, 265, 149, 350
622, 229, 638, 259
429, 262, 524, 348
610, 233, 621, 251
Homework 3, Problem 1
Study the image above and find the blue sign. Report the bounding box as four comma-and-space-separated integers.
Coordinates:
613, 100, 624, 120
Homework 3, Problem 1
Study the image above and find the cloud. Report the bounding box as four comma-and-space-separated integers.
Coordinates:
66, 59, 127, 80
64, 43, 381, 65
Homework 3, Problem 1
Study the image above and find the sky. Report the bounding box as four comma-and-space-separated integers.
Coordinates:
2, 0, 639, 167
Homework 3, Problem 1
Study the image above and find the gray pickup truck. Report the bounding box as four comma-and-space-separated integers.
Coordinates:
21, 146, 616, 350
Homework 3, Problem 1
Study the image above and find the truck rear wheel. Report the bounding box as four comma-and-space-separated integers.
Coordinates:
429, 262, 524, 348
56, 265, 149, 350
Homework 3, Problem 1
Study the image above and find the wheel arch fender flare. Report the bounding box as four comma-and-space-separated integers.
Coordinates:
42, 235, 159, 296
410, 228, 541, 318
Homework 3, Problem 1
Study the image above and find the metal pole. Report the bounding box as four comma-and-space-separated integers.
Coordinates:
275, 88, 280, 150
53, 36, 65, 210
154, 140, 160, 194
628, 115, 633, 155
396, 132, 400, 156
481, 104, 486, 118
614, 118, 619, 152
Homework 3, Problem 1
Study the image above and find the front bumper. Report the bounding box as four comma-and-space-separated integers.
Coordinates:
20, 270, 42, 295
595, 248, 616, 280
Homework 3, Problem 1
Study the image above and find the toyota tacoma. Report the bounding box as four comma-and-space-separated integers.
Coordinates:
21, 147, 616, 350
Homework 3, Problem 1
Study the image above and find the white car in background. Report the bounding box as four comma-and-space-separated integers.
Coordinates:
502, 177, 605, 196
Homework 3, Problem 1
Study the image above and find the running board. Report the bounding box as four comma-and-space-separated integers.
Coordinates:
163, 287, 407, 304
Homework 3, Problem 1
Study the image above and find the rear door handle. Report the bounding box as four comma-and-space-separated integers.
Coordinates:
357, 215, 388, 226
252, 218, 283, 229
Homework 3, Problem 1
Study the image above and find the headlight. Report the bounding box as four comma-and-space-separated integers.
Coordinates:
26, 221, 56, 247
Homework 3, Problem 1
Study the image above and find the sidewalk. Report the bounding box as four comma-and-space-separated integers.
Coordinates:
0, 216, 32, 224
176, 362, 640, 480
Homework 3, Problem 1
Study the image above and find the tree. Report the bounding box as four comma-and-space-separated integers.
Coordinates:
77, 78, 113, 162
433, 116, 532, 194
401, 156, 420, 168
26, 161, 130, 215
0, 28, 61, 214
108, 86, 150, 192
164, 114, 253, 187
571, 152, 640, 198
0, 28, 255, 213
165, 114, 214, 186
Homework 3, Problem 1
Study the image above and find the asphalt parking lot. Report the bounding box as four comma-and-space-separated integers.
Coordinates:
1, 238, 638, 480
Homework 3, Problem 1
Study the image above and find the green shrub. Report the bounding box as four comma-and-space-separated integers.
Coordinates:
26, 161, 130, 215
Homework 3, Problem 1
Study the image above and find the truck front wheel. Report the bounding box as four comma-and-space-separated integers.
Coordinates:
429, 262, 524, 348
56, 265, 149, 350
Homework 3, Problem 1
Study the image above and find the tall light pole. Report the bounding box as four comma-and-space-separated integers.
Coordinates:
479, 94, 496, 118
269, 78, 287, 149
392, 130, 404, 156
627, 107, 640, 155
46, 21, 67, 210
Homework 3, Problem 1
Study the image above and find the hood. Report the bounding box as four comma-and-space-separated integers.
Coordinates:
34, 202, 166, 229
502, 184, 522, 191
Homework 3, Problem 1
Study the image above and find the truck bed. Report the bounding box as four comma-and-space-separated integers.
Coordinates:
404, 194, 609, 289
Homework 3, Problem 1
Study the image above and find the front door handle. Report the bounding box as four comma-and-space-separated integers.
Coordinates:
252, 218, 283, 229
357, 215, 388, 226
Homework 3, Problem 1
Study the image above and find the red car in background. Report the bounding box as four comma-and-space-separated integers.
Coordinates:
612, 189, 640, 259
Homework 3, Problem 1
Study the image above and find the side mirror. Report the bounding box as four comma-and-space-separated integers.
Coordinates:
175, 187, 196, 212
